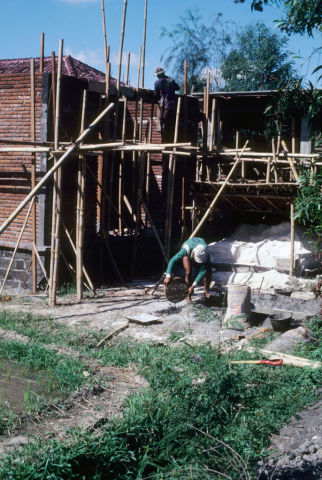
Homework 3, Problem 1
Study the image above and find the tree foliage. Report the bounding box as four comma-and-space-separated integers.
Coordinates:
160, 8, 234, 92
234, 0, 322, 36
221, 22, 294, 91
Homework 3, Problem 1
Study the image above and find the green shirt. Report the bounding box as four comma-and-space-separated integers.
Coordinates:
166, 238, 211, 286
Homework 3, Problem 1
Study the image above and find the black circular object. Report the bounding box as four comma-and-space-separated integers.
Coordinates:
165, 277, 188, 303
269, 313, 292, 332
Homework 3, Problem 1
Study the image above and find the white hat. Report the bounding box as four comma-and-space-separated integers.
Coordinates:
154, 66, 165, 76
193, 244, 208, 263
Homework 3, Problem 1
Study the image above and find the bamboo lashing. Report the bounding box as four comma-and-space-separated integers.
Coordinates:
190, 140, 249, 238
30, 58, 37, 292
0, 104, 115, 236
0, 198, 35, 295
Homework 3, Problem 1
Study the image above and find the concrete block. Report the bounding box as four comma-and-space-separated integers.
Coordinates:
125, 314, 163, 326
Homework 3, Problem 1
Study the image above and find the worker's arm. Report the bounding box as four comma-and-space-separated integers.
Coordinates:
164, 249, 186, 285
187, 258, 211, 294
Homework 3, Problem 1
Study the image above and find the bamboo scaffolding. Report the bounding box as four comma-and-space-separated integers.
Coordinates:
0, 104, 114, 236
165, 97, 181, 258
132, 46, 142, 215
282, 140, 299, 181
30, 58, 37, 292
145, 100, 154, 207
141, 0, 147, 88
76, 90, 87, 300
51, 51, 56, 139
61, 218, 95, 294
0, 198, 35, 295
49, 39, 63, 307
190, 140, 249, 238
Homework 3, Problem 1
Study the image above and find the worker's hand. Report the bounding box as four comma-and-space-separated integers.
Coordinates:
164, 277, 171, 287
187, 285, 194, 296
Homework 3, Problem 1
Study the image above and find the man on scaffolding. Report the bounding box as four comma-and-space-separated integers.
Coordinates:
154, 66, 180, 143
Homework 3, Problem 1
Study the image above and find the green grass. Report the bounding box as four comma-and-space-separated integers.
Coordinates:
0, 337, 321, 479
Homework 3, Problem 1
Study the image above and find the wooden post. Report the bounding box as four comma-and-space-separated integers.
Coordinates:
165, 97, 181, 258
141, 0, 147, 88
0, 198, 35, 295
290, 201, 295, 276
190, 140, 249, 238
76, 90, 87, 301
266, 156, 271, 183
40, 33, 44, 73
30, 59, 37, 292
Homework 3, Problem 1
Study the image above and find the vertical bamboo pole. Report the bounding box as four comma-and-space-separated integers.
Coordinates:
119, 96, 127, 233
266, 156, 271, 183
132, 48, 142, 217
101, 0, 109, 76
233, 129, 239, 182
165, 97, 181, 258
49, 39, 63, 307
184, 60, 188, 96
131, 152, 146, 277
30, 59, 37, 292
126, 52, 130, 85
291, 117, 296, 154
146, 100, 154, 208
76, 90, 87, 301
181, 60, 188, 238
290, 201, 295, 276
216, 99, 221, 150
141, 0, 147, 89
40, 33, 44, 73
192, 194, 197, 232
272, 137, 278, 183
51, 52, 56, 139
117, 0, 128, 92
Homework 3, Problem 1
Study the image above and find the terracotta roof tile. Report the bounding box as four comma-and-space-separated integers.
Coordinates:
0, 55, 116, 84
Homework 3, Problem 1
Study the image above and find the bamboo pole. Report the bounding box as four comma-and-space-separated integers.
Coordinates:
0, 198, 35, 295
165, 97, 181, 258
60, 248, 76, 285
272, 137, 278, 183
131, 152, 146, 276
117, 0, 127, 92
290, 201, 295, 276
141, 0, 147, 88
61, 218, 95, 293
190, 140, 249, 238
32, 241, 49, 283
51, 52, 56, 139
282, 140, 299, 181
145, 100, 154, 207
266, 156, 271, 183
40, 33, 44, 73
30, 58, 37, 292
76, 90, 87, 300
96, 323, 129, 347
101, 0, 109, 75
141, 198, 169, 265
49, 39, 64, 307
0, 104, 115, 236
132, 46, 142, 216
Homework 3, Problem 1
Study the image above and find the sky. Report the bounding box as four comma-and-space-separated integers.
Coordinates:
0, 0, 321, 90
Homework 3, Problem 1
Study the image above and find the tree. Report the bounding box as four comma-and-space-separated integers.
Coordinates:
233, 0, 322, 36
160, 8, 234, 93
221, 22, 295, 91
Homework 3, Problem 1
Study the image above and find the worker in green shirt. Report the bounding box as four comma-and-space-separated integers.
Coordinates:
164, 237, 212, 301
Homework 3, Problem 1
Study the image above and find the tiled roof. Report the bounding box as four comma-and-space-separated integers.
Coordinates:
0, 55, 116, 84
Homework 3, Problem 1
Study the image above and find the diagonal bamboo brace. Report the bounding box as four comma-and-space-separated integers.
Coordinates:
0, 103, 115, 236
